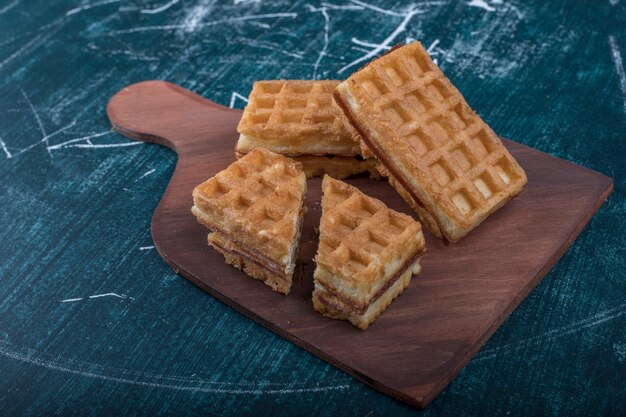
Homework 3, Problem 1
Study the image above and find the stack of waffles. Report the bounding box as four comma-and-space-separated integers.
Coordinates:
313, 176, 425, 329
334, 42, 527, 242
236, 80, 379, 179
191, 148, 307, 295
191, 41, 527, 329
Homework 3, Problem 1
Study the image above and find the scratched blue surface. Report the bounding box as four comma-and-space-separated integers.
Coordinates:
0, 0, 625, 416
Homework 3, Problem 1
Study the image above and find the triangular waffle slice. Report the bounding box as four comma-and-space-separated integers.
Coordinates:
313, 176, 426, 329
191, 148, 307, 294
334, 41, 527, 242
236, 80, 379, 179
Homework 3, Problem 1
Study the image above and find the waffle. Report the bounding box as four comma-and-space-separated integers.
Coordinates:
236, 80, 378, 179
334, 41, 527, 242
313, 176, 426, 329
191, 148, 307, 294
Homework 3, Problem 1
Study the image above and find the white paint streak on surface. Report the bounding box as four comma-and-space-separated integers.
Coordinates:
320, 2, 363, 11
47, 130, 113, 151
20, 89, 48, 155
350, 46, 370, 53
426, 38, 442, 65
181, 1, 214, 33
250, 21, 270, 28
15, 122, 76, 156
66, 0, 120, 16
0, 136, 12, 159
312, 7, 330, 79
467, 0, 496, 12
338, 7, 423, 74
0, 340, 350, 394
88, 293, 131, 300
0, 31, 54, 71
229, 92, 249, 108
426, 39, 440, 53
0, 0, 18, 16
62, 142, 142, 149
608, 35, 626, 115
61, 297, 84, 303
62, 293, 133, 302
111, 12, 298, 34
472, 303, 626, 362
140, 0, 181, 14
351, 38, 392, 50
138, 168, 155, 179
348, 0, 404, 17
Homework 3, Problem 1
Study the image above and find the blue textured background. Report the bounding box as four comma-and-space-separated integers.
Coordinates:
0, 1, 624, 415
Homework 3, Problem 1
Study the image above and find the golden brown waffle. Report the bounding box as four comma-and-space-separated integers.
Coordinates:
313, 176, 426, 329
236, 80, 377, 178
334, 41, 527, 242
191, 148, 307, 294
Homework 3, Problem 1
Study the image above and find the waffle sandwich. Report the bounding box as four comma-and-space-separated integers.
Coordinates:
313, 176, 426, 329
334, 42, 527, 242
236, 80, 378, 179
191, 148, 307, 294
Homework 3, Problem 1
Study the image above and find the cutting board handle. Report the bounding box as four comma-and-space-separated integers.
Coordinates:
107, 80, 239, 154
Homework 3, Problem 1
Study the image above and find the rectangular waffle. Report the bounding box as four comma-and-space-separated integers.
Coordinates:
191, 148, 307, 294
334, 41, 527, 242
236, 80, 379, 179
313, 175, 426, 329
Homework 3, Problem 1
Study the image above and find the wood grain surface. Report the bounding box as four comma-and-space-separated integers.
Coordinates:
107, 80, 613, 409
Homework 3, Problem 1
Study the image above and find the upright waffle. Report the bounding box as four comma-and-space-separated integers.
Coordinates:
334, 42, 527, 242
191, 148, 307, 294
236, 80, 378, 179
313, 176, 426, 329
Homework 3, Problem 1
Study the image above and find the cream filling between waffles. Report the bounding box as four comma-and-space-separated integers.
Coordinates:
237, 133, 360, 157
192, 200, 305, 278
314, 248, 424, 314
314, 258, 422, 316
208, 232, 291, 282
335, 84, 456, 241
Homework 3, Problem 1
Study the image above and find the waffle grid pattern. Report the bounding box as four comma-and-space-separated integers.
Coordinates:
318, 178, 420, 279
239, 80, 356, 143
195, 149, 304, 250
350, 43, 525, 219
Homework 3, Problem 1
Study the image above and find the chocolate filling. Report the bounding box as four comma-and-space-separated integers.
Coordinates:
209, 235, 290, 283
195, 205, 305, 283
266, 153, 366, 160
333, 90, 450, 244
316, 247, 425, 315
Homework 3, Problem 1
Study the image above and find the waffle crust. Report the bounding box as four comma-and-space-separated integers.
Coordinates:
313, 175, 426, 329
334, 41, 527, 242
191, 148, 307, 294
208, 233, 292, 295
236, 80, 377, 178
313, 261, 420, 329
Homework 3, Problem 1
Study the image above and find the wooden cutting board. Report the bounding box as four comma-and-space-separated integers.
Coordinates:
106, 80, 613, 409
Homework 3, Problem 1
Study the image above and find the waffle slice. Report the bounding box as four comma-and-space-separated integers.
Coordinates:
236, 80, 378, 179
334, 41, 527, 242
313, 175, 426, 329
191, 148, 307, 294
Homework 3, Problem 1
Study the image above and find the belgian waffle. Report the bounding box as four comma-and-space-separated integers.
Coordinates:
236, 80, 378, 179
191, 148, 307, 294
313, 175, 426, 329
334, 41, 527, 242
